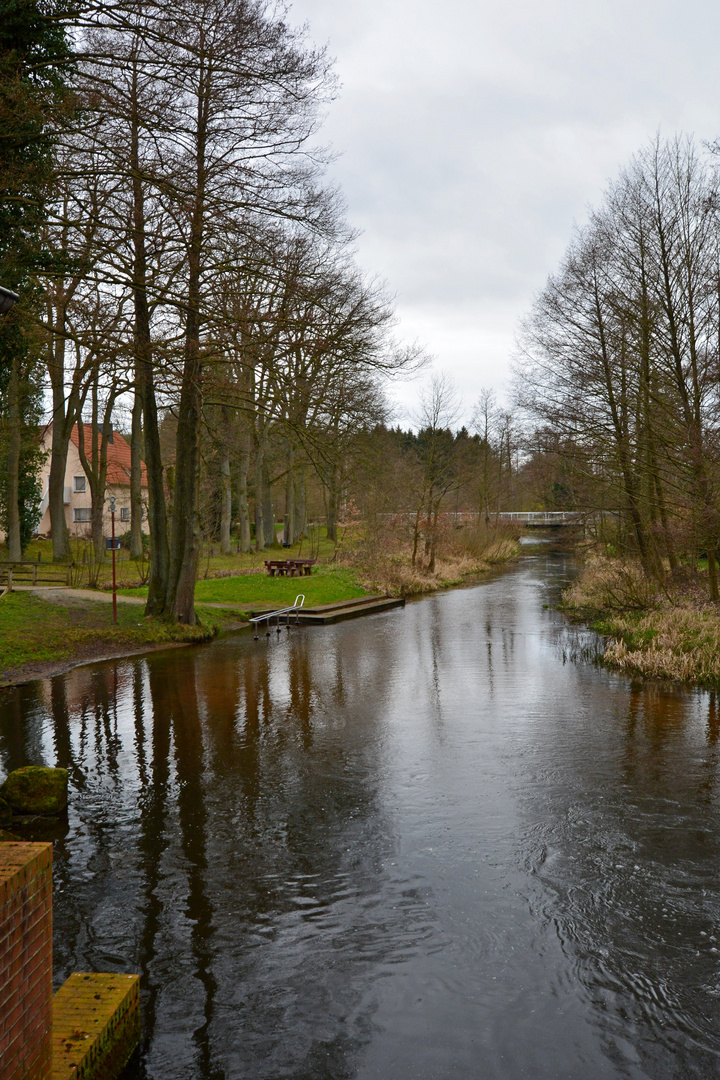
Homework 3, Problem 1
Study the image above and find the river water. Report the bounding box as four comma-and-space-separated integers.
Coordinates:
2, 550, 720, 1078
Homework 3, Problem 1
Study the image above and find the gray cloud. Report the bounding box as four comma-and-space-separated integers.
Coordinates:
289, 0, 720, 422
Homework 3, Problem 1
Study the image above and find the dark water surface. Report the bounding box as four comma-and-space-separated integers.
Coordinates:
3, 551, 720, 1078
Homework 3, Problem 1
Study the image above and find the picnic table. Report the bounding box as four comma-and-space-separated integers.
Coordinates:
264, 558, 316, 577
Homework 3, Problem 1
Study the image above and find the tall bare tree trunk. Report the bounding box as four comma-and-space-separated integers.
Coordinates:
237, 439, 252, 552
262, 463, 276, 547
129, 58, 169, 617
294, 467, 306, 541
254, 440, 264, 550
47, 311, 72, 561
326, 468, 339, 542
220, 443, 232, 554
6, 359, 22, 561
167, 332, 202, 623
130, 387, 144, 557
283, 444, 295, 545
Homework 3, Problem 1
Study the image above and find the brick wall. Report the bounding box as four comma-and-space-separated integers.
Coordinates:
0, 842, 53, 1080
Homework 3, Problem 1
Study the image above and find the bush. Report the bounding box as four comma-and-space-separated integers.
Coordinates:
562, 555, 659, 613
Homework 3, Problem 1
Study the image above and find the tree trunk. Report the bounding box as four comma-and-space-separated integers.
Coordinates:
129, 387, 144, 558
262, 463, 276, 547
6, 359, 22, 561
167, 323, 202, 623
48, 432, 70, 559
237, 440, 252, 552
220, 443, 232, 554
283, 445, 295, 545
139, 356, 169, 614
254, 441, 264, 550
411, 501, 423, 566
650, 446, 677, 572
48, 333, 71, 560
326, 470, 339, 542
91, 487, 104, 564
130, 66, 169, 617
428, 503, 439, 573
294, 467, 306, 541
74, 401, 112, 567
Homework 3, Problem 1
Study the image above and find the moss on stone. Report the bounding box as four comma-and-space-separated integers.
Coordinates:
0, 796, 11, 827
0, 766, 69, 816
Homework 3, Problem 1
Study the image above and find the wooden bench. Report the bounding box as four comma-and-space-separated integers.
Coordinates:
287, 559, 315, 576
264, 559, 316, 577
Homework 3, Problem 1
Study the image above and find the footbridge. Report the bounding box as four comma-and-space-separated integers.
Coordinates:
495, 511, 586, 529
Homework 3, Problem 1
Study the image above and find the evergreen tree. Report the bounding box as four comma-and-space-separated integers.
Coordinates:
0, 0, 72, 556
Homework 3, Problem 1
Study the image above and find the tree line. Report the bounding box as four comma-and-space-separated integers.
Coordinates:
516, 135, 720, 599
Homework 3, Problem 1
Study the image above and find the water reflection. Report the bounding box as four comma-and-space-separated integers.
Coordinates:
2, 553, 720, 1077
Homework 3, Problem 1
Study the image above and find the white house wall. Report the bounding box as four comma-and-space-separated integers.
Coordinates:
36, 433, 149, 538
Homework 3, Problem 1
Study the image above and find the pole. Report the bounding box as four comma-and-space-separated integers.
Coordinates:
111, 500, 117, 625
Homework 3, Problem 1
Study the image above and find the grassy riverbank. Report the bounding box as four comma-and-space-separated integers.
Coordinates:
13, 527, 520, 599
120, 564, 368, 608
16, 534, 340, 590
562, 553, 720, 688
1, 526, 520, 687
0, 591, 219, 688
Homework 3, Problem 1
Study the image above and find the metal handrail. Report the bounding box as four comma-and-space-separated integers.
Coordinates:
250, 594, 305, 639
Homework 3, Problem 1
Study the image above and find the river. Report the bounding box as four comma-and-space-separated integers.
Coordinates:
2, 549, 720, 1079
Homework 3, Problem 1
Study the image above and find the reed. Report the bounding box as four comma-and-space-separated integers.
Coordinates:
600, 609, 720, 687
564, 552, 720, 687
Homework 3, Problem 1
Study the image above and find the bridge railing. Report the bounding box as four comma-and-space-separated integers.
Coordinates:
495, 511, 581, 523
371, 510, 586, 527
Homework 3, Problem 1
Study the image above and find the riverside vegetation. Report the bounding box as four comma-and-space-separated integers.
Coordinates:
562, 550, 720, 689
0, 525, 519, 687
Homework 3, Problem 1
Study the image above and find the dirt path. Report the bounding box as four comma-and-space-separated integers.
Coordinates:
11, 585, 146, 606
11, 585, 251, 613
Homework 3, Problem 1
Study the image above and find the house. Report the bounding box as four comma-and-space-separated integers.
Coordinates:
37, 423, 149, 538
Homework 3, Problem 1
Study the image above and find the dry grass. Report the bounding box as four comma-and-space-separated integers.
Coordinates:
600, 609, 720, 687
339, 530, 520, 598
564, 552, 720, 687
561, 554, 659, 613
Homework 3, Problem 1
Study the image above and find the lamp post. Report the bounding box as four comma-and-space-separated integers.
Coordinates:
0, 286, 19, 315
109, 496, 117, 625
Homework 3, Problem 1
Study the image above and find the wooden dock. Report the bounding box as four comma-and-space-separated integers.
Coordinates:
294, 595, 404, 624
248, 594, 405, 628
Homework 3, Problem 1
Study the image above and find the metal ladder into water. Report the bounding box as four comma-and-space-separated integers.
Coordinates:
250, 594, 305, 640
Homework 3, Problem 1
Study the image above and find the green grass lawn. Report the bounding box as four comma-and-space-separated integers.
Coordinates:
120, 564, 368, 608
10, 534, 343, 590
0, 591, 217, 686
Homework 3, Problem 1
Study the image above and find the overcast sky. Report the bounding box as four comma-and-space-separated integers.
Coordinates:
286, 0, 720, 426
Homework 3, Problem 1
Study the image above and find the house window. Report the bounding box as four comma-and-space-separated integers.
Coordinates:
73, 475, 86, 492
73, 507, 91, 522
120, 507, 130, 522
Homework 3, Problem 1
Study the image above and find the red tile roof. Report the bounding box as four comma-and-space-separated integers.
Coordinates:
70, 423, 148, 487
